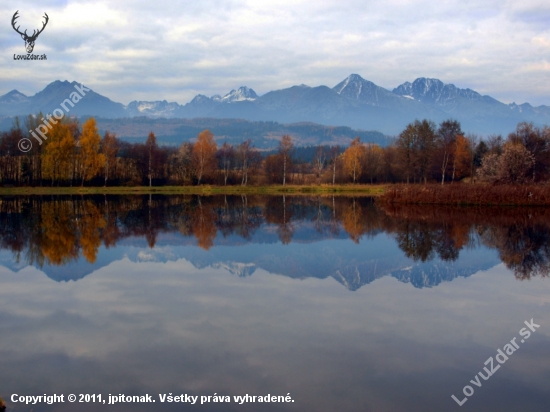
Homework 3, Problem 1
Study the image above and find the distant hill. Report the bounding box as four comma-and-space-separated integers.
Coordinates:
92, 117, 389, 148
0, 80, 126, 118
2, 75, 550, 138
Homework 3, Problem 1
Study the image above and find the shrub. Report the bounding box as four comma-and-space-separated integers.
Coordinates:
379, 183, 550, 205
478, 144, 535, 184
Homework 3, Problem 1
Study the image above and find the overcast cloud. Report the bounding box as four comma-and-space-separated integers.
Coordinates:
1, 0, 549, 105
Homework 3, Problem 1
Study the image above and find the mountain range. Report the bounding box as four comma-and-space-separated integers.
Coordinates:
1, 75, 549, 137
0, 228, 500, 291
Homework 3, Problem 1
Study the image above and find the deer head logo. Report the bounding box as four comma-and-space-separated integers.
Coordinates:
11, 10, 49, 54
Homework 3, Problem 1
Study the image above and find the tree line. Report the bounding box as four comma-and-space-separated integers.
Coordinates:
1, 115, 549, 186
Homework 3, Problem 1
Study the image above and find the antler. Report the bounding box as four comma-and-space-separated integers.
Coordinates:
11, 10, 26, 37
11, 11, 49, 40
31, 13, 49, 39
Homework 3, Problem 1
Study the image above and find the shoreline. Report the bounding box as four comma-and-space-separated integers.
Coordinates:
0, 184, 386, 196
2, 184, 549, 206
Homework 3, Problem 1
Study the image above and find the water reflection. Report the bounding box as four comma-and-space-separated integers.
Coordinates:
0, 195, 549, 282
1, 195, 550, 412
382, 204, 550, 281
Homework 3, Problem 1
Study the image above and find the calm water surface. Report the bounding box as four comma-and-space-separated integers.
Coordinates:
0, 195, 549, 411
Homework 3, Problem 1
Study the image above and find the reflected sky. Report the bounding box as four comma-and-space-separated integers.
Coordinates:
0, 195, 549, 411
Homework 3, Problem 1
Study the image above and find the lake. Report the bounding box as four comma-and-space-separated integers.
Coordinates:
0, 195, 549, 411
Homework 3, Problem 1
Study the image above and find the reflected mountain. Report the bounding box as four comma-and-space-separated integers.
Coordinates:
0, 195, 547, 288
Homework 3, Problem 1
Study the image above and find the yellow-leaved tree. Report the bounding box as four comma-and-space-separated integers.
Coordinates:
78, 118, 105, 186
42, 118, 76, 185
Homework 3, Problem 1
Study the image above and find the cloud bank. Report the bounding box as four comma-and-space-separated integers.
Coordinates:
1, 0, 550, 105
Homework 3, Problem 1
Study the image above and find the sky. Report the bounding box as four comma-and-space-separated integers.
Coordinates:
1, 0, 550, 106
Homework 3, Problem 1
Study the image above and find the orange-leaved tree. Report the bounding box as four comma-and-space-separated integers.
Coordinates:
452, 134, 471, 181
192, 130, 217, 185
343, 137, 365, 183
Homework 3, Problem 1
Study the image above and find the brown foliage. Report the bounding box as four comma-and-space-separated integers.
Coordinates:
380, 183, 550, 206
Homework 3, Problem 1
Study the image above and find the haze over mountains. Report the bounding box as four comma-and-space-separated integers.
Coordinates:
1, 74, 549, 139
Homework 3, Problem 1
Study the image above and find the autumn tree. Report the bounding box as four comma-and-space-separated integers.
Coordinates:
0, 122, 25, 185
78, 118, 105, 186
24, 114, 45, 184
508, 122, 550, 182
145, 131, 158, 187
381, 144, 400, 183
397, 124, 416, 183
467, 134, 481, 182
264, 154, 283, 184
343, 137, 365, 183
477, 153, 500, 182
452, 134, 472, 181
101, 131, 118, 187
363, 143, 383, 184
329, 146, 341, 185
312, 145, 327, 185
474, 140, 488, 167
42, 118, 76, 185
487, 134, 504, 155
217, 142, 235, 185
436, 119, 462, 184
236, 140, 260, 186
497, 143, 535, 184
413, 119, 437, 184
171, 142, 193, 184
192, 130, 217, 185
478, 142, 535, 184
279, 135, 294, 185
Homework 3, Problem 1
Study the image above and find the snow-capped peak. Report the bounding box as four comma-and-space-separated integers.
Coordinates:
211, 261, 257, 277
333, 74, 366, 95
332, 74, 398, 106
393, 78, 485, 106
219, 86, 258, 103
125, 100, 181, 118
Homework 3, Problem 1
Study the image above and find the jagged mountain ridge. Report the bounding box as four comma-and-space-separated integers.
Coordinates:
0, 231, 499, 290
1, 75, 549, 135
124, 86, 259, 118
213, 86, 258, 103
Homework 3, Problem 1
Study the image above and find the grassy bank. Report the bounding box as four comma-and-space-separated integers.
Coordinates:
379, 184, 550, 206
0, 184, 387, 196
